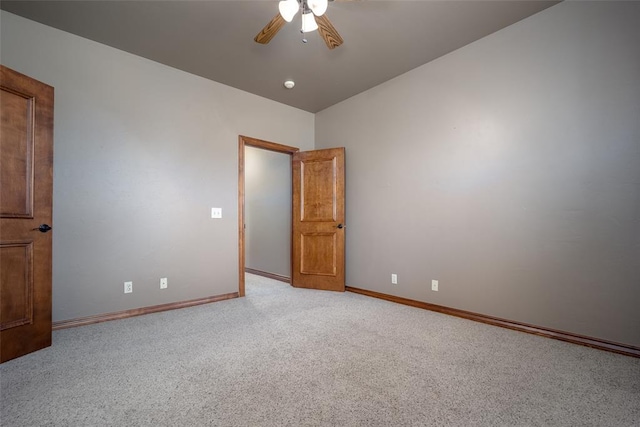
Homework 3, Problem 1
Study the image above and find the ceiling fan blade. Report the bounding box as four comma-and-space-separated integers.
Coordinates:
254, 13, 286, 44
315, 14, 344, 50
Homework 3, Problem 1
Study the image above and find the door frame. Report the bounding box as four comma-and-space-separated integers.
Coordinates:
238, 135, 299, 297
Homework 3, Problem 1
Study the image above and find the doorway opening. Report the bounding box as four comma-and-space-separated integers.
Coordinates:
238, 136, 299, 296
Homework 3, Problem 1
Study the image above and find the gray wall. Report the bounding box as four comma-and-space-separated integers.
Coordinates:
316, 2, 640, 346
0, 11, 314, 322
245, 146, 291, 277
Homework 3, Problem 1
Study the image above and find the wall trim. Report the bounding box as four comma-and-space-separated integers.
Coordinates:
346, 286, 640, 358
245, 268, 291, 284
52, 292, 239, 330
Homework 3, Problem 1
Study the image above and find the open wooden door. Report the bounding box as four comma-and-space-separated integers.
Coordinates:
292, 148, 345, 291
0, 65, 54, 363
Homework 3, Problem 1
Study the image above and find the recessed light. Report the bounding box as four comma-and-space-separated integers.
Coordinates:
283, 80, 295, 89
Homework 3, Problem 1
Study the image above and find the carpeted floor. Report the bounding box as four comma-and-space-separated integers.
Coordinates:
1, 273, 639, 426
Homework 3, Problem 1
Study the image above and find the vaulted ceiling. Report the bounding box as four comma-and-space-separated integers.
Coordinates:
1, 1, 559, 112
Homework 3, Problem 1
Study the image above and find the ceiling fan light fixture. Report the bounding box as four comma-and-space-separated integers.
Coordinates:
278, 0, 299, 22
308, 0, 328, 17
254, 0, 342, 49
301, 11, 318, 33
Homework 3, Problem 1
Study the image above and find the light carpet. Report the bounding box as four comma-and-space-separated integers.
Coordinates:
1, 273, 639, 426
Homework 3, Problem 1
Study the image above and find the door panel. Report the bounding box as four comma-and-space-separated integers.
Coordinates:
300, 232, 336, 276
0, 87, 34, 217
300, 157, 337, 222
0, 65, 54, 363
292, 148, 345, 291
0, 242, 34, 330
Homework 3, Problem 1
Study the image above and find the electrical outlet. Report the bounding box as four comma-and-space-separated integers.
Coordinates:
160, 277, 168, 289
211, 207, 222, 219
124, 281, 133, 294
431, 280, 438, 292
391, 274, 398, 285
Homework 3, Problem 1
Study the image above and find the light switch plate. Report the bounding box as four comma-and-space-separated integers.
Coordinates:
211, 208, 222, 219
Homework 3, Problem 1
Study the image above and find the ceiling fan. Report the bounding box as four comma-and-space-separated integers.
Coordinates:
254, 0, 344, 49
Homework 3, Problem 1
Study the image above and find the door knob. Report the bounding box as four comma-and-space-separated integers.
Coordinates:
33, 224, 52, 233
337, 223, 344, 229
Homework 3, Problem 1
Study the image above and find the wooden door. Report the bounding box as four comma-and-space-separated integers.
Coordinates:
292, 148, 345, 291
1, 65, 54, 363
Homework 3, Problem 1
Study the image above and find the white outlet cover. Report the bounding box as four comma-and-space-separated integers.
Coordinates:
391, 274, 398, 284
211, 207, 222, 219
431, 280, 438, 291
160, 278, 168, 289
124, 281, 133, 293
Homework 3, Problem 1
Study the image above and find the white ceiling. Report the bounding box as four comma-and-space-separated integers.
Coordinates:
1, 0, 559, 112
